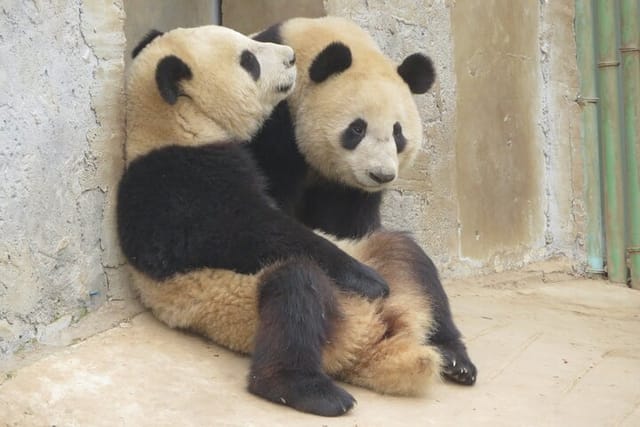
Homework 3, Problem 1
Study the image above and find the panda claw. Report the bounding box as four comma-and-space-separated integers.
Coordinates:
437, 340, 478, 386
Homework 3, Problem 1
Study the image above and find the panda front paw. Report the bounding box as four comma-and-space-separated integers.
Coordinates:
438, 340, 477, 386
335, 259, 390, 299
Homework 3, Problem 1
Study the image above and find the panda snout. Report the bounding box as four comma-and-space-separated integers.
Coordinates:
284, 52, 296, 68
368, 171, 396, 184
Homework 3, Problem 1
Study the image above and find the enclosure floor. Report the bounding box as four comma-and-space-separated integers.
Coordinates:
1, 271, 639, 426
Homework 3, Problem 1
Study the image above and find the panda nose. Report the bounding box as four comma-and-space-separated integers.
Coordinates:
285, 53, 296, 68
369, 171, 396, 184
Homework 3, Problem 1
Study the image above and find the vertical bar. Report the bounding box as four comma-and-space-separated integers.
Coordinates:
620, 0, 640, 289
212, 0, 221, 24
575, 0, 605, 273
595, 0, 627, 283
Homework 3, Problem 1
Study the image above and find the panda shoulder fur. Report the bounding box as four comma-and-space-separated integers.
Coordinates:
251, 17, 477, 385
116, 25, 442, 417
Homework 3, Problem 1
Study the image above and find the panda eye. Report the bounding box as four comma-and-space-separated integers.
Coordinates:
240, 50, 261, 81
393, 122, 407, 153
350, 120, 366, 136
341, 118, 367, 150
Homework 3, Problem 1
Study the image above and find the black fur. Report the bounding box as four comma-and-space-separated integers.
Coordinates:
393, 122, 407, 153
240, 50, 261, 81
249, 101, 307, 214
397, 53, 436, 94
296, 181, 382, 239
253, 23, 283, 44
309, 42, 352, 83
248, 258, 355, 416
340, 118, 367, 150
132, 29, 163, 59
117, 143, 388, 298
155, 55, 193, 105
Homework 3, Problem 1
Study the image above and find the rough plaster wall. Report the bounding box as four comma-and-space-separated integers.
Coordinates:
453, 1, 544, 268
0, 0, 126, 359
325, 0, 461, 273
538, 0, 584, 267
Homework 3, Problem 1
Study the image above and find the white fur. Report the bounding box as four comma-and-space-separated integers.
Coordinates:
126, 25, 296, 161
280, 17, 423, 192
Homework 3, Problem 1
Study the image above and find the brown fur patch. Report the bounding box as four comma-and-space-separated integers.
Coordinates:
130, 229, 441, 397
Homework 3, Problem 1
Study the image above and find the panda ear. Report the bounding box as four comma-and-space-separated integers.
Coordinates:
309, 42, 352, 83
397, 53, 436, 94
155, 55, 193, 105
132, 29, 164, 59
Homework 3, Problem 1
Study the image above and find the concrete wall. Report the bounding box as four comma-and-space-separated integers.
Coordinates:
0, 0, 126, 360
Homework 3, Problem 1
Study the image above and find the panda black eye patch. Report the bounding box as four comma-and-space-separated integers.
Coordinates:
393, 122, 407, 153
341, 118, 367, 150
240, 50, 261, 81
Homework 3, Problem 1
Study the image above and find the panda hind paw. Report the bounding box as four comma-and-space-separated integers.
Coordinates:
438, 341, 478, 386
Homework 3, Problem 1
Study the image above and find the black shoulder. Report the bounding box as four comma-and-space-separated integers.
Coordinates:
248, 101, 307, 213
132, 29, 164, 58
253, 23, 283, 44
297, 182, 382, 238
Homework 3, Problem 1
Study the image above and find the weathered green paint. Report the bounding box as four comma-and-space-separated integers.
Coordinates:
575, 0, 605, 273
596, 0, 627, 283
620, 0, 640, 289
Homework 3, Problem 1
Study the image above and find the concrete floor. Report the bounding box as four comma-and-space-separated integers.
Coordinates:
1, 269, 639, 427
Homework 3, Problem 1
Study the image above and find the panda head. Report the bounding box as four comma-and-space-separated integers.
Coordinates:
281, 17, 435, 192
126, 25, 296, 160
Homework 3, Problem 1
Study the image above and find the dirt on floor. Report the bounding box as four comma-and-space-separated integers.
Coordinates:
1, 267, 639, 427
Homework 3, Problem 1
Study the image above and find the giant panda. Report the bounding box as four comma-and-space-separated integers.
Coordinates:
250, 17, 477, 385
117, 25, 442, 417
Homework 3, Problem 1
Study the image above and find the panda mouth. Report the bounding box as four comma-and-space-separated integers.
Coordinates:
277, 83, 293, 93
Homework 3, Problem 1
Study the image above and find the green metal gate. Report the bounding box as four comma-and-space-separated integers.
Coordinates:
575, 0, 640, 289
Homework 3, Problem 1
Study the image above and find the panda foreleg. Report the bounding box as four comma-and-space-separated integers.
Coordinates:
248, 257, 356, 417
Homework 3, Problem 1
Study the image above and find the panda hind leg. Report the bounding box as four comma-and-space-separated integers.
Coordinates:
248, 257, 355, 417
343, 332, 442, 396
403, 237, 478, 386
352, 230, 478, 386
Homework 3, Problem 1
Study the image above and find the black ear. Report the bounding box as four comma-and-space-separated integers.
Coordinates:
397, 53, 436, 94
309, 42, 352, 83
253, 22, 283, 44
132, 29, 164, 59
155, 55, 193, 105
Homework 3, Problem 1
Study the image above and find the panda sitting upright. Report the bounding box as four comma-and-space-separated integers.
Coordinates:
117, 25, 445, 417
250, 17, 477, 385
